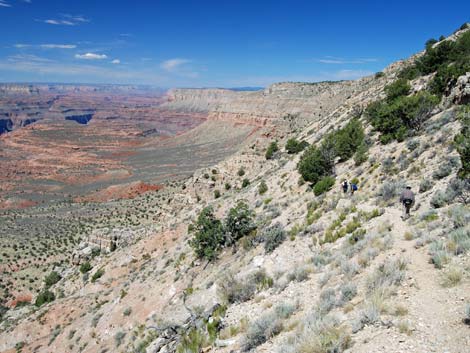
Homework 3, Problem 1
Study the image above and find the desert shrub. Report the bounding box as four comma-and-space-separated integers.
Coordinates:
258, 181, 268, 195
313, 176, 335, 196
218, 269, 273, 304
441, 266, 463, 287
354, 141, 369, 166
428, 240, 450, 268
224, 201, 256, 245
287, 266, 311, 283
318, 288, 337, 315
35, 290, 55, 307
384, 78, 411, 102
455, 105, 470, 179
91, 268, 104, 283
290, 312, 351, 353
44, 271, 61, 288
177, 328, 206, 353
237, 167, 245, 176
285, 138, 309, 154
406, 139, 420, 151
338, 282, 357, 305
297, 146, 334, 185
448, 204, 470, 228
274, 302, 297, 319
449, 227, 470, 255
242, 178, 250, 188
375, 71, 385, 78
352, 299, 381, 333
214, 190, 221, 199
80, 261, 92, 274
218, 273, 256, 304
378, 179, 406, 202
366, 91, 439, 143
262, 223, 286, 253
242, 311, 283, 351
224, 182, 231, 190
419, 179, 433, 193
432, 161, 453, 179
266, 141, 279, 160
366, 258, 407, 293
114, 331, 126, 347
189, 207, 225, 261
330, 118, 365, 162
430, 190, 450, 208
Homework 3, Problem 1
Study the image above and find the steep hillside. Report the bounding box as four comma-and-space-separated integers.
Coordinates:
0, 25, 469, 353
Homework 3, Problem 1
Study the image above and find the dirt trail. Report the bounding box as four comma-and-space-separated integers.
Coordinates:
352, 207, 470, 353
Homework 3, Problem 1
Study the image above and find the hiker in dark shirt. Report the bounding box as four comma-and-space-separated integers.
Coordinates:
400, 186, 415, 219
342, 180, 348, 194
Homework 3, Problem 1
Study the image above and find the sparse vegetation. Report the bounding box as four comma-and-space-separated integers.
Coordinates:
285, 138, 309, 154
266, 141, 279, 160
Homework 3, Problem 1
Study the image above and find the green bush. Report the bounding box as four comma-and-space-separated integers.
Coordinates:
297, 118, 364, 183
384, 79, 411, 102
265, 141, 279, 160
285, 138, 309, 154
455, 105, 470, 179
398, 30, 470, 95
331, 118, 365, 162
237, 167, 245, 176
242, 178, 250, 188
225, 201, 256, 245
91, 268, 105, 283
224, 182, 231, 190
366, 91, 439, 143
214, 190, 221, 199
297, 146, 334, 185
263, 223, 286, 253
44, 271, 61, 288
189, 207, 225, 261
35, 290, 55, 307
313, 176, 335, 196
79, 261, 92, 274
258, 181, 268, 195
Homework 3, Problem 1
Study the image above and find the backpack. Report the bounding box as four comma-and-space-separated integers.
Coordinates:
352, 184, 358, 191
404, 199, 413, 205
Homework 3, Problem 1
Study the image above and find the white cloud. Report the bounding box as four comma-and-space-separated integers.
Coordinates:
40, 44, 76, 49
111, 59, 120, 64
316, 56, 378, 64
0, 0, 11, 7
161, 58, 191, 72
14, 44, 31, 48
41, 14, 90, 26
75, 53, 108, 60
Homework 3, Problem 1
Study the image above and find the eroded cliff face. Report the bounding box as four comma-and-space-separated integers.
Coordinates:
162, 79, 377, 129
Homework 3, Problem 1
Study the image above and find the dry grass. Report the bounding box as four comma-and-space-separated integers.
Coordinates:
440, 266, 463, 287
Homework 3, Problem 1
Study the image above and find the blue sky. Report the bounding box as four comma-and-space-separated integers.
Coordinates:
0, 0, 468, 88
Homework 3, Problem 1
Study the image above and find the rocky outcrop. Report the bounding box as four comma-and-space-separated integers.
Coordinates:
162, 80, 376, 127
448, 72, 470, 105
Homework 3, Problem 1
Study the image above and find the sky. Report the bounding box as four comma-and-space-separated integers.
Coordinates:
0, 0, 469, 88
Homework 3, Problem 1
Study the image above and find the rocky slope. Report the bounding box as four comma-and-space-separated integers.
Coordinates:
0, 26, 469, 353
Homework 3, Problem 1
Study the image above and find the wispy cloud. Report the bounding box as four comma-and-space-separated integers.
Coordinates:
14, 43, 76, 49
40, 14, 90, 26
41, 44, 76, 49
160, 58, 199, 78
0, 0, 11, 8
14, 44, 31, 48
316, 56, 379, 64
8, 54, 55, 63
161, 58, 191, 72
111, 59, 120, 64
75, 53, 107, 60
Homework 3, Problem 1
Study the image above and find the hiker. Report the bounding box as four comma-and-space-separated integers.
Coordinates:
350, 182, 358, 195
400, 186, 415, 219
342, 180, 348, 193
